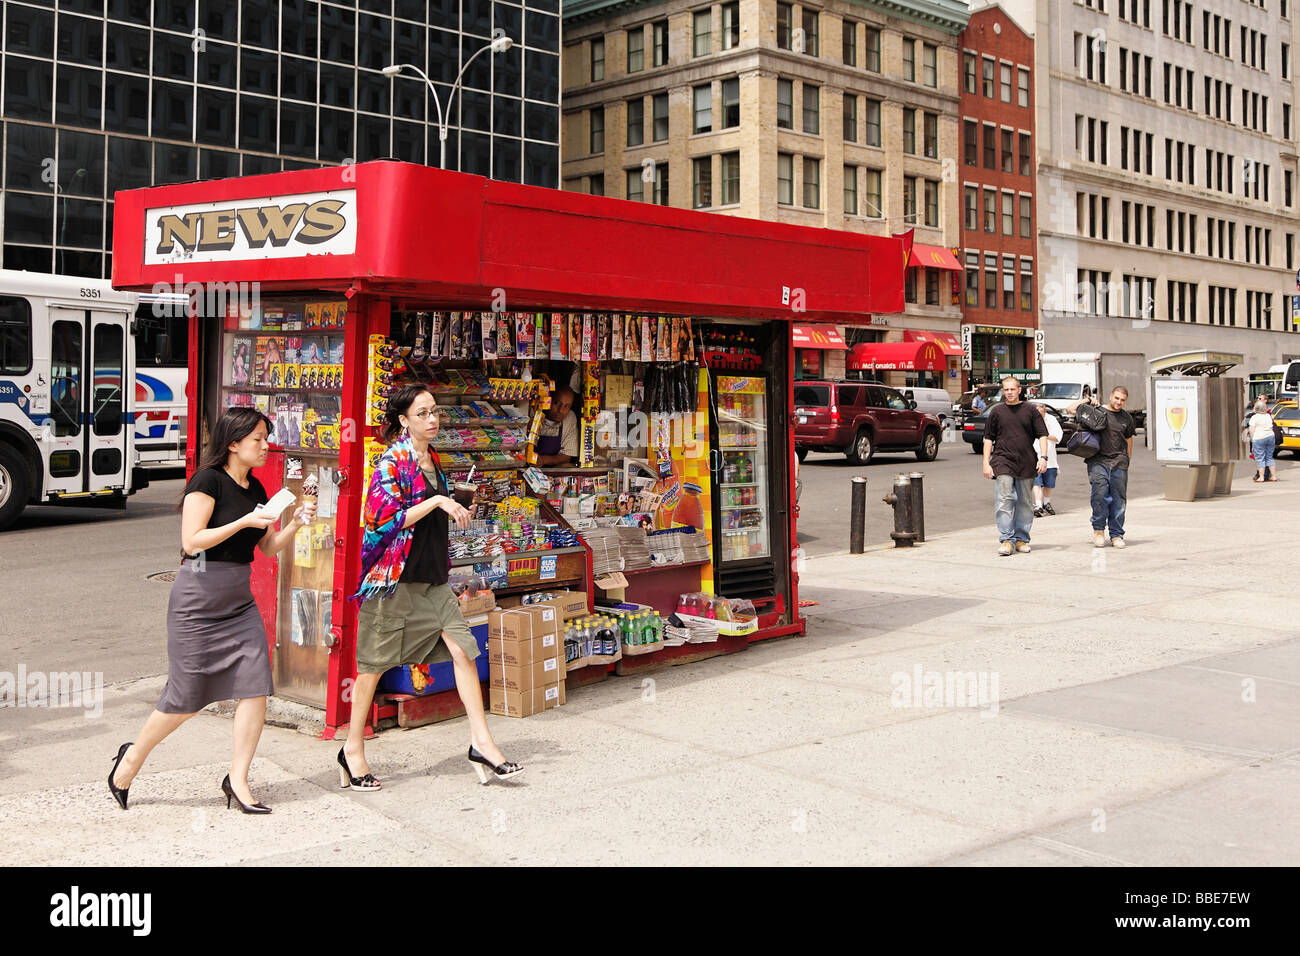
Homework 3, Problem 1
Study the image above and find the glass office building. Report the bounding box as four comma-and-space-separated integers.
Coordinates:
1, 0, 562, 279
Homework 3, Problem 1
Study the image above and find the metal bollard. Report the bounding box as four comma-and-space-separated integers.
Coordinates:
882, 474, 918, 547
849, 477, 867, 554
908, 471, 925, 543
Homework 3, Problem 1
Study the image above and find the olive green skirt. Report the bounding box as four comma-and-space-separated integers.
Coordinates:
355, 582, 478, 675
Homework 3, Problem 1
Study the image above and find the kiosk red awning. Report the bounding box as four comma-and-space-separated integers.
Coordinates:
792, 325, 847, 349
901, 329, 965, 356
910, 244, 962, 271
847, 340, 947, 372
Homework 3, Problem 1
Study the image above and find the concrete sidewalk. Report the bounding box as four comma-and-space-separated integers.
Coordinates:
3, 478, 1297, 866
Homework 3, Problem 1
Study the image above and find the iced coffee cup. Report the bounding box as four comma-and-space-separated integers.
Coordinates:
452, 481, 477, 507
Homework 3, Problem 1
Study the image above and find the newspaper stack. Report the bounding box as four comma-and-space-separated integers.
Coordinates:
617, 527, 652, 572
684, 619, 720, 644
662, 624, 690, 647
580, 528, 624, 576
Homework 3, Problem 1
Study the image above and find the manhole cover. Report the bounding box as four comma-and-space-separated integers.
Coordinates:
146, 571, 176, 583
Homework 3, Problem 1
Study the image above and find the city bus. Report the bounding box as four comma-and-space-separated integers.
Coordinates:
1280, 360, 1300, 400
132, 292, 189, 469
0, 270, 187, 530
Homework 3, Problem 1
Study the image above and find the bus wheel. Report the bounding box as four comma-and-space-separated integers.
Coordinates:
0, 445, 30, 531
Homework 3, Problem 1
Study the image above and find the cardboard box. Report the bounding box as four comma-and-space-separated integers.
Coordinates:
458, 590, 496, 618
551, 591, 589, 620
488, 605, 559, 648
488, 655, 562, 691
489, 681, 565, 717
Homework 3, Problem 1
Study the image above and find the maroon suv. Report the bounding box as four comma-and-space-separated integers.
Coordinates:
793, 380, 943, 464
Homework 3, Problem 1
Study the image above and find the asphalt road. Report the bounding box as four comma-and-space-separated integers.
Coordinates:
795, 429, 1277, 556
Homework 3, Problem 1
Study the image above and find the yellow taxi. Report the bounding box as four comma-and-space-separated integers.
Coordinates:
1272, 401, 1300, 456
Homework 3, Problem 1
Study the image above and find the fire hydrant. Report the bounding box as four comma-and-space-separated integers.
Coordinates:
882, 474, 919, 547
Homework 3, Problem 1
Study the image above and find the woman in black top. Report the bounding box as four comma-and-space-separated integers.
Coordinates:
108, 408, 316, 814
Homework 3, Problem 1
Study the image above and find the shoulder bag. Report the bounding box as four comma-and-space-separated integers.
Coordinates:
1075, 402, 1108, 432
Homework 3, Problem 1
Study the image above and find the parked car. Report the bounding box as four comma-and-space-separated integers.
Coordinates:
962, 401, 1067, 454
794, 380, 943, 464
1272, 401, 1300, 457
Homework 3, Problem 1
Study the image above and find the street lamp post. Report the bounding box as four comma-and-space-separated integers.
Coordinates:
383, 34, 513, 170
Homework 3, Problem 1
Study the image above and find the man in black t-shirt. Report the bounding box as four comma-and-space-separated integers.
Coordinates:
982, 376, 1049, 556
1082, 386, 1136, 549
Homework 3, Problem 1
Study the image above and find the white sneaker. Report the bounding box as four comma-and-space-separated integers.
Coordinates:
1111, 537, 1126, 549
1015, 541, 1031, 553
1093, 530, 1107, 548
998, 540, 1013, 556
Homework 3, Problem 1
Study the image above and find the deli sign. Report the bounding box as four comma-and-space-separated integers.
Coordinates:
145, 189, 357, 265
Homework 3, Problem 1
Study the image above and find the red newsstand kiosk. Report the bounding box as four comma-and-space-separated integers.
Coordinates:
112, 161, 904, 738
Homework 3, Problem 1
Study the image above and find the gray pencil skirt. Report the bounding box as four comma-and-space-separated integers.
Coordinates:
156, 558, 274, 714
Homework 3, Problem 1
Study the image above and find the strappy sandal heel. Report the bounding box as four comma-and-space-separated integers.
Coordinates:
337, 747, 381, 791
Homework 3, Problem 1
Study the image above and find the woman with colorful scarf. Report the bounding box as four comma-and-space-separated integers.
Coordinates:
340, 384, 522, 788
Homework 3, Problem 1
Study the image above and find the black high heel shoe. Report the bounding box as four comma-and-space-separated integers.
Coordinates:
221, 774, 271, 814
108, 742, 132, 810
468, 746, 523, 785
336, 747, 381, 791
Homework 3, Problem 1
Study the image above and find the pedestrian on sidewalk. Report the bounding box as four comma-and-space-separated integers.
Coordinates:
1033, 403, 1063, 517
108, 408, 317, 814
982, 376, 1049, 556
1247, 398, 1278, 482
1071, 386, 1136, 548
343, 384, 522, 791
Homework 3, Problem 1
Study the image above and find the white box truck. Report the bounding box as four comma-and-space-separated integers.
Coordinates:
1036, 353, 1147, 428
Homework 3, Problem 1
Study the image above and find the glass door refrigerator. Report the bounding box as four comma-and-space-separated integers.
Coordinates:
714, 376, 772, 564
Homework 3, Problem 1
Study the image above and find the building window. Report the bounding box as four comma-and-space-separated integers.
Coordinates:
693, 9, 711, 57
1003, 256, 1016, 310
1017, 67, 1030, 106
803, 157, 820, 208
1020, 272, 1032, 311
722, 77, 740, 128
628, 28, 644, 72
924, 179, 938, 227
863, 168, 882, 216
983, 123, 996, 169
627, 168, 644, 202
653, 92, 669, 141
721, 151, 740, 204
985, 255, 998, 308
903, 110, 916, 154
865, 27, 881, 72
843, 20, 857, 66
722, 2, 740, 50
627, 98, 644, 147
777, 79, 793, 129
844, 94, 858, 142
964, 185, 978, 229
1001, 128, 1013, 173
801, 9, 819, 56
693, 156, 712, 207
1019, 195, 1031, 237
803, 84, 819, 134
982, 56, 995, 96
590, 174, 604, 196
964, 120, 977, 165
903, 175, 917, 223
923, 44, 937, 87
903, 39, 915, 81
905, 268, 917, 304
984, 187, 996, 232
965, 252, 979, 307
694, 84, 713, 133
844, 164, 858, 215
590, 107, 604, 154
865, 98, 881, 146
1002, 191, 1014, 235
777, 153, 794, 204
1019, 132, 1031, 176
591, 38, 605, 82
652, 162, 669, 204
777, 3, 792, 50
653, 19, 669, 66
1000, 63, 1012, 102
963, 53, 977, 94
926, 268, 940, 305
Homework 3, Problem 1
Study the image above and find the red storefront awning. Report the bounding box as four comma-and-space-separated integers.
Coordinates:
847, 340, 947, 372
792, 325, 847, 349
902, 329, 965, 356
911, 244, 962, 271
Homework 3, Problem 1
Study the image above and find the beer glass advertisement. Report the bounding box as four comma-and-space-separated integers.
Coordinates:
1154, 379, 1201, 464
